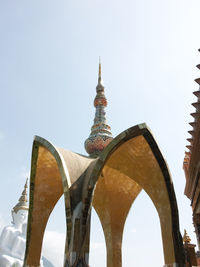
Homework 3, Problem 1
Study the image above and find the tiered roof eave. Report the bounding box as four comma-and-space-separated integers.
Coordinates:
184, 49, 200, 199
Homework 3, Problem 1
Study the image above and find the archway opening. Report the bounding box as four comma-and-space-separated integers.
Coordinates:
122, 190, 164, 267
89, 207, 106, 267
41, 194, 66, 267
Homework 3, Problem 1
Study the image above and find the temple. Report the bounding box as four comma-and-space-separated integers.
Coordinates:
23, 61, 185, 267
183, 230, 198, 267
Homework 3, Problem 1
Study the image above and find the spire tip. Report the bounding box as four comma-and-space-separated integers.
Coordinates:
98, 57, 101, 82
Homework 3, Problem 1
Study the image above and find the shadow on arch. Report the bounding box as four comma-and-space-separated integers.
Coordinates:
90, 123, 185, 267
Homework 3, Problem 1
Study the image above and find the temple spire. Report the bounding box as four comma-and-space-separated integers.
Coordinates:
183, 229, 191, 244
84, 60, 113, 157
13, 178, 29, 213
98, 57, 101, 83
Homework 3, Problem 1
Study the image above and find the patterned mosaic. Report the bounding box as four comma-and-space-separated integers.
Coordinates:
85, 135, 113, 156
84, 62, 113, 157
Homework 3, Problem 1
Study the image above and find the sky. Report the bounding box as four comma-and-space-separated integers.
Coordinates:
0, 0, 200, 266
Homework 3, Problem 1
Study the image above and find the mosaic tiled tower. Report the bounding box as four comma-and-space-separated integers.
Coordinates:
84, 60, 113, 157
24, 62, 185, 267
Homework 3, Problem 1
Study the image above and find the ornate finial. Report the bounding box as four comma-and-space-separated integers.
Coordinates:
84, 60, 113, 157
13, 178, 29, 213
98, 57, 101, 83
183, 229, 191, 244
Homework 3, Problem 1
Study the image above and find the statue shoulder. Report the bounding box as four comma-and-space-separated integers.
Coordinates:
1, 224, 16, 233
0, 225, 12, 238
0, 224, 20, 244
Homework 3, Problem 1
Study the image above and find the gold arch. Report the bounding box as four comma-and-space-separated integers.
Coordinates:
24, 124, 184, 267
86, 124, 184, 267
24, 136, 95, 267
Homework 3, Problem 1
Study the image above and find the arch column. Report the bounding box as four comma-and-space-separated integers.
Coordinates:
24, 136, 95, 267
93, 167, 141, 267
90, 124, 185, 267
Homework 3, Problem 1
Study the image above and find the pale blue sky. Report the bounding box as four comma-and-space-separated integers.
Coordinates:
0, 0, 200, 266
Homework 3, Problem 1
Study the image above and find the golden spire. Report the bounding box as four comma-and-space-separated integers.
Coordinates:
13, 178, 29, 213
183, 229, 191, 244
98, 56, 101, 83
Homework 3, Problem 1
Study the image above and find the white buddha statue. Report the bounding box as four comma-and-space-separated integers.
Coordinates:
0, 179, 28, 259
0, 223, 27, 267
11, 223, 27, 266
0, 180, 44, 267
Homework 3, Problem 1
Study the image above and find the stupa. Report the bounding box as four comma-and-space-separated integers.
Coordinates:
23, 61, 185, 267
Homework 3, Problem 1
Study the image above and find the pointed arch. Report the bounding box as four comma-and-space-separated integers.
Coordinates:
86, 123, 184, 267
89, 207, 106, 267
24, 136, 94, 267
24, 123, 184, 267
92, 169, 142, 266
122, 190, 164, 266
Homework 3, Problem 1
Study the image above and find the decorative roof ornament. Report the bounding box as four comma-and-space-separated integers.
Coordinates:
183, 229, 191, 244
84, 59, 113, 157
12, 178, 29, 213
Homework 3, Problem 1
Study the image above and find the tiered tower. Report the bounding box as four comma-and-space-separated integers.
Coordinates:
84, 60, 113, 157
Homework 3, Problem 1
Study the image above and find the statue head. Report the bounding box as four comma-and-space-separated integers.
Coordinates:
12, 209, 28, 226
11, 179, 29, 226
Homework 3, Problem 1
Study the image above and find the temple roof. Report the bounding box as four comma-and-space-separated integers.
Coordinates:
183, 48, 200, 199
